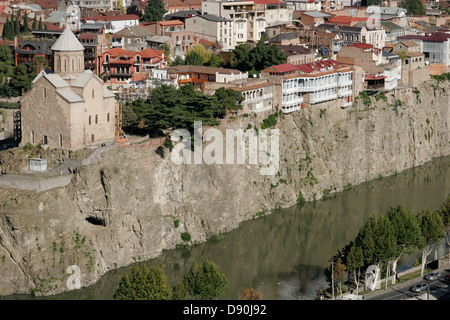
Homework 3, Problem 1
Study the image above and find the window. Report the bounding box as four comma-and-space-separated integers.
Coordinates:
43, 135, 48, 145
59, 134, 63, 147
92, 89, 95, 98
107, 113, 110, 122
43, 88, 46, 98
89, 115, 92, 125
95, 115, 98, 124
31, 131, 34, 143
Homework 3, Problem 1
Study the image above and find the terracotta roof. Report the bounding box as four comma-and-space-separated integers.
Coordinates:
139, 48, 164, 58
399, 40, 420, 47
158, 20, 184, 26
78, 33, 98, 40
348, 43, 373, 50
266, 63, 301, 73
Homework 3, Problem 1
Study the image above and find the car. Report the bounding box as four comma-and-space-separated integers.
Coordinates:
424, 272, 440, 281
410, 283, 428, 293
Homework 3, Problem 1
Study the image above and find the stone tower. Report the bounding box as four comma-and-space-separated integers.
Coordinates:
51, 26, 85, 77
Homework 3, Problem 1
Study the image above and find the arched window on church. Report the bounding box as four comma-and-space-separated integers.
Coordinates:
89, 115, 92, 125
95, 114, 98, 124
107, 113, 110, 122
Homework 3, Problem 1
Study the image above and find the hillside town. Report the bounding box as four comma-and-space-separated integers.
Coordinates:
0, 0, 449, 149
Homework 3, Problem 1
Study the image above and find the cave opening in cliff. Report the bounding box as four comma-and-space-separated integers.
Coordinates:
85, 216, 106, 226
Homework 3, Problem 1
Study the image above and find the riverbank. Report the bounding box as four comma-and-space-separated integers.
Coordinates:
0, 80, 449, 297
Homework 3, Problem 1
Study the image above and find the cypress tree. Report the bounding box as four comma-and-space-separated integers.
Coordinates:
23, 12, 29, 34
38, 17, 43, 30
14, 15, 19, 36
32, 18, 37, 31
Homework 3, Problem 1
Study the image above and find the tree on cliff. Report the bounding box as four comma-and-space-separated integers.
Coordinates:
114, 265, 172, 300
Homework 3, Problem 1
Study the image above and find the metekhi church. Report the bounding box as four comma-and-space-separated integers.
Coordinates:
20, 26, 117, 150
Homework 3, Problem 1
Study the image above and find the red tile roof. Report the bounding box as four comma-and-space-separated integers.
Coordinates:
349, 43, 373, 50
140, 48, 164, 58
271, 63, 301, 73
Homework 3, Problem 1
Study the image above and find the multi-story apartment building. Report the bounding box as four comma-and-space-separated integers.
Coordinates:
201, 0, 266, 45
185, 13, 234, 51
316, 23, 386, 49
263, 60, 359, 113
253, 0, 293, 27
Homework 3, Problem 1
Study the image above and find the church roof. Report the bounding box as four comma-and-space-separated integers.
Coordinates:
51, 26, 85, 52
56, 88, 84, 103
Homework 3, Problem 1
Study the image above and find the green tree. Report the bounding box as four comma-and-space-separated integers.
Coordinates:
213, 87, 244, 115
13, 14, 19, 36
417, 209, 446, 275
183, 259, 229, 300
206, 54, 223, 67
0, 45, 14, 78
142, 0, 166, 23
38, 17, 43, 30
386, 206, 422, 284
400, 0, 426, 15
184, 50, 204, 66
346, 245, 364, 295
114, 265, 172, 300
23, 12, 29, 34
9, 64, 31, 96
172, 281, 189, 300
355, 216, 377, 265
32, 18, 37, 31
3, 16, 12, 40
332, 258, 346, 298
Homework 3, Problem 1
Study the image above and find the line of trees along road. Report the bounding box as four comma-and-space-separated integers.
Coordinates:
326, 195, 450, 296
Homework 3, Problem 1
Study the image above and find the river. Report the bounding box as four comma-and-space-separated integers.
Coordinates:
3, 155, 450, 300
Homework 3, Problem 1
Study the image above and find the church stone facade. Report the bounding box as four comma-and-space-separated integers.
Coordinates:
20, 27, 116, 151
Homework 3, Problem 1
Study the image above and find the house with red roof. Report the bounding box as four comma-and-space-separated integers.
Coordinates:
99, 47, 166, 86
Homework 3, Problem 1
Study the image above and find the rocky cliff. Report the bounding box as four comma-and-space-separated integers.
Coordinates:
0, 80, 449, 296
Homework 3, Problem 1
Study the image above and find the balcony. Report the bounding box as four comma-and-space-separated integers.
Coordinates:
310, 93, 338, 104
338, 89, 352, 97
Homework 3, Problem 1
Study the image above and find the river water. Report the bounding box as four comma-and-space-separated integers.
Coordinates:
4, 156, 450, 300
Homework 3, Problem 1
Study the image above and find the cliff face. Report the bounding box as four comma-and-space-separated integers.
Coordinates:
0, 80, 449, 296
